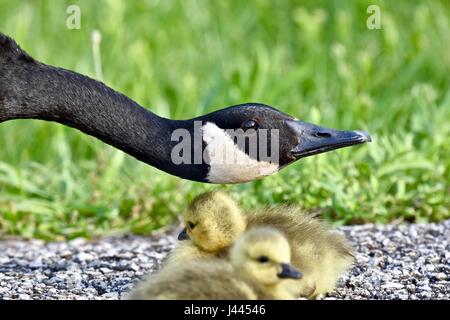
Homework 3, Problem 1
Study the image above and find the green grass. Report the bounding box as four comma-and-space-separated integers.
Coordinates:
0, 0, 449, 240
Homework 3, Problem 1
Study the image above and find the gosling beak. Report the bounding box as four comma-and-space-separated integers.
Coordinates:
286, 120, 371, 159
277, 263, 302, 280
177, 228, 190, 241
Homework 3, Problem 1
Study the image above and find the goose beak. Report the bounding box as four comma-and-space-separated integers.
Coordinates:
178, 228, 190, 241
286, 120, 371, 159
277, 263, 302, 280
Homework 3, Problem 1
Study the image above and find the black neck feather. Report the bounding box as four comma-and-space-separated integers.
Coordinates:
0, 34, 208, 182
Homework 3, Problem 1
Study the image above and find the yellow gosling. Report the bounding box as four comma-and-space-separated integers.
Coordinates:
129, 227, 301, 300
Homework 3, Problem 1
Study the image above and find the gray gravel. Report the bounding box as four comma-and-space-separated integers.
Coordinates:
0, 221, 449, 300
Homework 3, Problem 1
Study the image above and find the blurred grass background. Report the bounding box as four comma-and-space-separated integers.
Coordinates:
0, 0, 448, 240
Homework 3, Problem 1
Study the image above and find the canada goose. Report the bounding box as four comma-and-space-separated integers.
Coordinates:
0, 33, 370, 184
177, 191, 354, 298
129, 227, 301, 300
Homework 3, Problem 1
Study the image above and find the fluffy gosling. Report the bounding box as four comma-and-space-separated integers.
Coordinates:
128, 227, 301, 300
175, 191, 354, 298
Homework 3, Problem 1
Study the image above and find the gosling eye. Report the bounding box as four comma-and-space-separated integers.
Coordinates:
241, 119, 259, 131
257, 256, 269, 263
188, 221, 196, 230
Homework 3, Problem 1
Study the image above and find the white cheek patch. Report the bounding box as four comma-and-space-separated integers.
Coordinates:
202, 122, 279, 184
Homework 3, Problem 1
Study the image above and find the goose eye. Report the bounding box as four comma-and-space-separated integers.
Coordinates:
188, 221, 196, 230
258, 256, 269, 263
241, 119, 259, 131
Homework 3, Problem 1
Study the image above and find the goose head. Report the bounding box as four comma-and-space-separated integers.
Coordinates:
230, 227, 301, 288
187, 103, 371, 183
178, 191, 246, 253
0, 34, 371, 184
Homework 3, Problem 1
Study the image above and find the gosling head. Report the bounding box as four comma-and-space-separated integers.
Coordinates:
230, 227, 302, 286
178, 191, 246, 253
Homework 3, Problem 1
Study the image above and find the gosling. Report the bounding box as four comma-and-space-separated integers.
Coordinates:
174, 191, 354, 298
128, 227, 301, 300
163, 191, 244, 267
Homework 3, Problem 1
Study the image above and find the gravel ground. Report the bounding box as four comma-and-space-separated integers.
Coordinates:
0, 221, 448, 300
